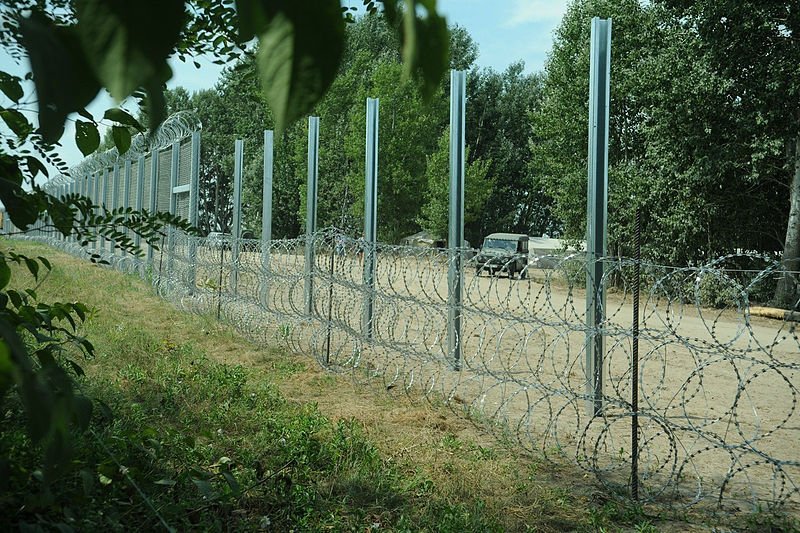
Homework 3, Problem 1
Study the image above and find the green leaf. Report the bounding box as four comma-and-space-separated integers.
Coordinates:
24, 257, 39, 279
77, 108, 94, 122
255, 1, 345, 131
26, 156, 49, 179
0, 156, 39, 228
0, 261, 10, 290
95, 398, 113, 422
20, 14, 101, 143
154, 478, 176, 486
66, 359, 85, 377
221, 470, 241, 496
79, 468, 95, 495
38, 257, 52, 270
75, 121, 100, 156
72, 303, 86, 321
234, 0, 272, 42
75, 0, 184, 102
73, 394, 93, 430
7, 290, 22, 309
191, 476, 217, 500
111, 125, 131, 155
1, 108, 33, 138
103, 108, 144, 131
399, 0, 449, 101
0, 341, 13, 400
144, 80, 167, 132
0, 71, 23, 102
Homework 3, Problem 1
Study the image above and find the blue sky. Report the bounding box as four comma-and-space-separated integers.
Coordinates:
1, 1, 570, 170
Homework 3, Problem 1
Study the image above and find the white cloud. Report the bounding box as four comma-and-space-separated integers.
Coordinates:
504, 0, 569, 27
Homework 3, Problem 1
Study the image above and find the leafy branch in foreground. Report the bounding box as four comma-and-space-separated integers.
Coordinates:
0, 250, 96, 485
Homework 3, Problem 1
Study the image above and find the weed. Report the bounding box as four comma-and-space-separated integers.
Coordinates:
440, 433, 463, 452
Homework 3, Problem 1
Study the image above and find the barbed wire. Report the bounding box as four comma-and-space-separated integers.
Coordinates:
23, 228, 800, 515
40, 111, 202, 190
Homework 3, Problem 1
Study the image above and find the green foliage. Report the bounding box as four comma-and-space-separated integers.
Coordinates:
418, 127, 493, 241
468, 63, 549, 243
343, 57, 447, 241
0, 250, 95, 485
251, 1, 345, 131
533, 0, 797, 286
74, 120, 100, 156
695, 273, 739, 309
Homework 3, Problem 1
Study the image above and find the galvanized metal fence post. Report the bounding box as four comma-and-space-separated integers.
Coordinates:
305, 117, 320, 316
631, 205, 641, 500
188, 131, 201, 291
92, 172, 100, 250
79, 177, 86, 244
100, 169, 109, 250
261, 130, 274, 305
103, 168, 111, 248
122, 160, 131, 256
135, 156, 145, 258
147, 150, 159, 270
187, 131, 200, 292
362, 98, 379, 339
111, 164, 119, 254
585, 17, 612, 415
168, 141, 180, 276
448, 70, 466, 371
231, 139, 244, 296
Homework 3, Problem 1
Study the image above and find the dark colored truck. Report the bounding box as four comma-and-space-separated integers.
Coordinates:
473, 233, 529, 279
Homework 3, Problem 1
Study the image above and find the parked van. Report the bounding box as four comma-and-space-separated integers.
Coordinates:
473, 233, 529, 279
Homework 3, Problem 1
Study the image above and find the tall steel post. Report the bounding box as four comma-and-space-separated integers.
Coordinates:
168, 141, 180, 275
304, 117, 320, 315
99, 168, 109, 250
188, 131, 201, 291
261, 130, 274, 305
79, 177, 87, 245
231, 139, 244, 296
585, 17, 612, 415
92, 172, 100, 250
135, 156, 145, 254
122, 160, 131, 256
111, 164, 119, 253
448, 70, 466, 371
147, 150, 159, 268
66, 182, 72, 242
362, 98, 379, 339
83, 175, 88, 245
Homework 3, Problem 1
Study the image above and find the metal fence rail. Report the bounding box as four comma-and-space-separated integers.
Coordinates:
24, 228, 800, 514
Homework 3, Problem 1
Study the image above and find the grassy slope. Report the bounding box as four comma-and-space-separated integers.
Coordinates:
2, 239, 771, 532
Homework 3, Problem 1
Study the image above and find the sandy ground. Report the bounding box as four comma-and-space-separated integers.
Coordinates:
148, 241, 799, 512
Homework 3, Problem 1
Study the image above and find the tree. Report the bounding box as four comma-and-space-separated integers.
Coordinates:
343, 58, 447, 242
466, 62, 550, 244
531, 0, 660, 259
418, 127, 493, 242
531, 0, 797, 294
656, 0, 799, 304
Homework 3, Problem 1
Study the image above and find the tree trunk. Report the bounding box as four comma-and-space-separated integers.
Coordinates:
775, 133, 800, 308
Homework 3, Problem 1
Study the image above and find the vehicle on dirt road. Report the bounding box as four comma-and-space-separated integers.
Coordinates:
473, 233, 529, 279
